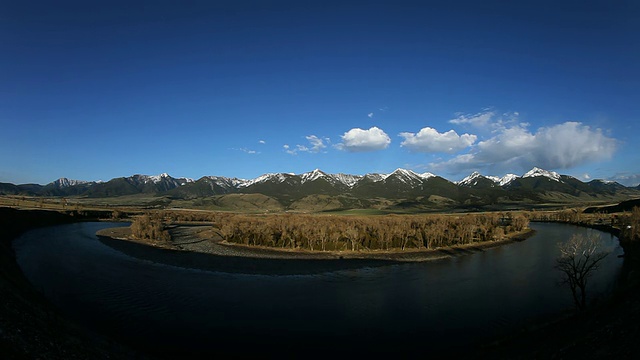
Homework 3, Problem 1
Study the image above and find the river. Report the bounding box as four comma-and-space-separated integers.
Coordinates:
13, 222, 624, 357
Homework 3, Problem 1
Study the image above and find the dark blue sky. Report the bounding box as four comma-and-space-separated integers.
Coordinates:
2, 0, 639, 185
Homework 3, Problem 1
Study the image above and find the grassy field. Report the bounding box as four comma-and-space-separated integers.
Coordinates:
0, 192, 632, 217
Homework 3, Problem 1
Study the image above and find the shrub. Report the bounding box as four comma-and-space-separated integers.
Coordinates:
130, 213, 170, 243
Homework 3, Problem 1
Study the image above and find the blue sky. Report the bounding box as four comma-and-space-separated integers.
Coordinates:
1, 0, 639, 185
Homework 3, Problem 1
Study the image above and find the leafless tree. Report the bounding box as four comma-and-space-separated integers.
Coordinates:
556, 233, 609, 311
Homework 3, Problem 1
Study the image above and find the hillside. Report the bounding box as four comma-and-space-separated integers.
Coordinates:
2, 167, 639, 212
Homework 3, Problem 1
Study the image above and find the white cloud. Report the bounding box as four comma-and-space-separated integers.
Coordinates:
610, 173, 640, 187
284, 135, 329, 155
305, 135, 327, 152
449, 111, 495, 127
336, 126, 391, 152
235, 148, 259, 154
430, 122, 617, 174
259, 140, 266, 144
449, 110, 521, 133
519, 122, 616, 168
429, 154, 477, 173
283, 144, 297, 155
367, 112, 374, 118
399, 127, 477, 153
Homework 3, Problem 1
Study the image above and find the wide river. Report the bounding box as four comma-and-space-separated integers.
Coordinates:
13, 222, 624, 357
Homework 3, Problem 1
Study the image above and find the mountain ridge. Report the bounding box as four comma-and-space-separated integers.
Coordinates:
0, 167, 631, 192
1, 168, 637, 211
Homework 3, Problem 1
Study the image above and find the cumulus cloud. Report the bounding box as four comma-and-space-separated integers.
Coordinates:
284, 135, 329, 155
430, 122, 617, 174
399, 127, 477, 153
336, 126, 391, 152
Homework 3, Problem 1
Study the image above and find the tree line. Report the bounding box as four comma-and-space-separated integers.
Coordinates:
130, 212, 170, 244
127, 211, 530, 252
123, 204, 640, 251
216, 213, 529, 251
528, 206, 640, 242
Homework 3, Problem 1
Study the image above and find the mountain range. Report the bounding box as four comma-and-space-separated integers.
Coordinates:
1, 167, 638, 211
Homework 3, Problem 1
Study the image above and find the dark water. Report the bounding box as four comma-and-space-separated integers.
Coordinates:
13, 222, 624, 357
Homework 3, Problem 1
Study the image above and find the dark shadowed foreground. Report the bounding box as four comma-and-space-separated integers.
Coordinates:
3, 208, 640, 359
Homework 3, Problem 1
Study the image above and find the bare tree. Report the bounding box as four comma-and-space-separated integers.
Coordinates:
556, 233, 609, 311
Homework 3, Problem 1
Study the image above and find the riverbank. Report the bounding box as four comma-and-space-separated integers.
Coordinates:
96, 224, 535, 274
0, 207, 144, 359
99, 224, 536, 261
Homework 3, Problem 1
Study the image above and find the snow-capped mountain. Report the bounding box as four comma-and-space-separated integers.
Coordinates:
457, 172, 487, 187
384, 168, 426, 184
202, 176, 248, 191
457, 172, 520, 187
130, 173, 194, 186
238, 172, 296, 188
49, 178, 91, 188
457, 168, 572, 188
300, 169, 330, 184
498, 174, 520, 186
40, 177, 97, 196
147, 173, 194, 185
523, 167, 562, 182
331, 173, 362, 188
299, 169, 365, 189
362, 173, 386, 182
3, 167, 637, 205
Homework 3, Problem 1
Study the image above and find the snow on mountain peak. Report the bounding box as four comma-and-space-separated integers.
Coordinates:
331, 173, 362, 188
301, 169, 328, 184
179, 177, 194, 185
148, 173, 169, 184
499, 174, 519, 186
364, 173, 386, 182
523, 167, 561, 182
456, 171, 522, 187
420, 172, 436, 179
204, 176, 246, 189
239, 173, 292, 188
51, 178, 89, 188
385, 168, 423, 183
139, 173, 193, 185
457, 171, 483, 186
